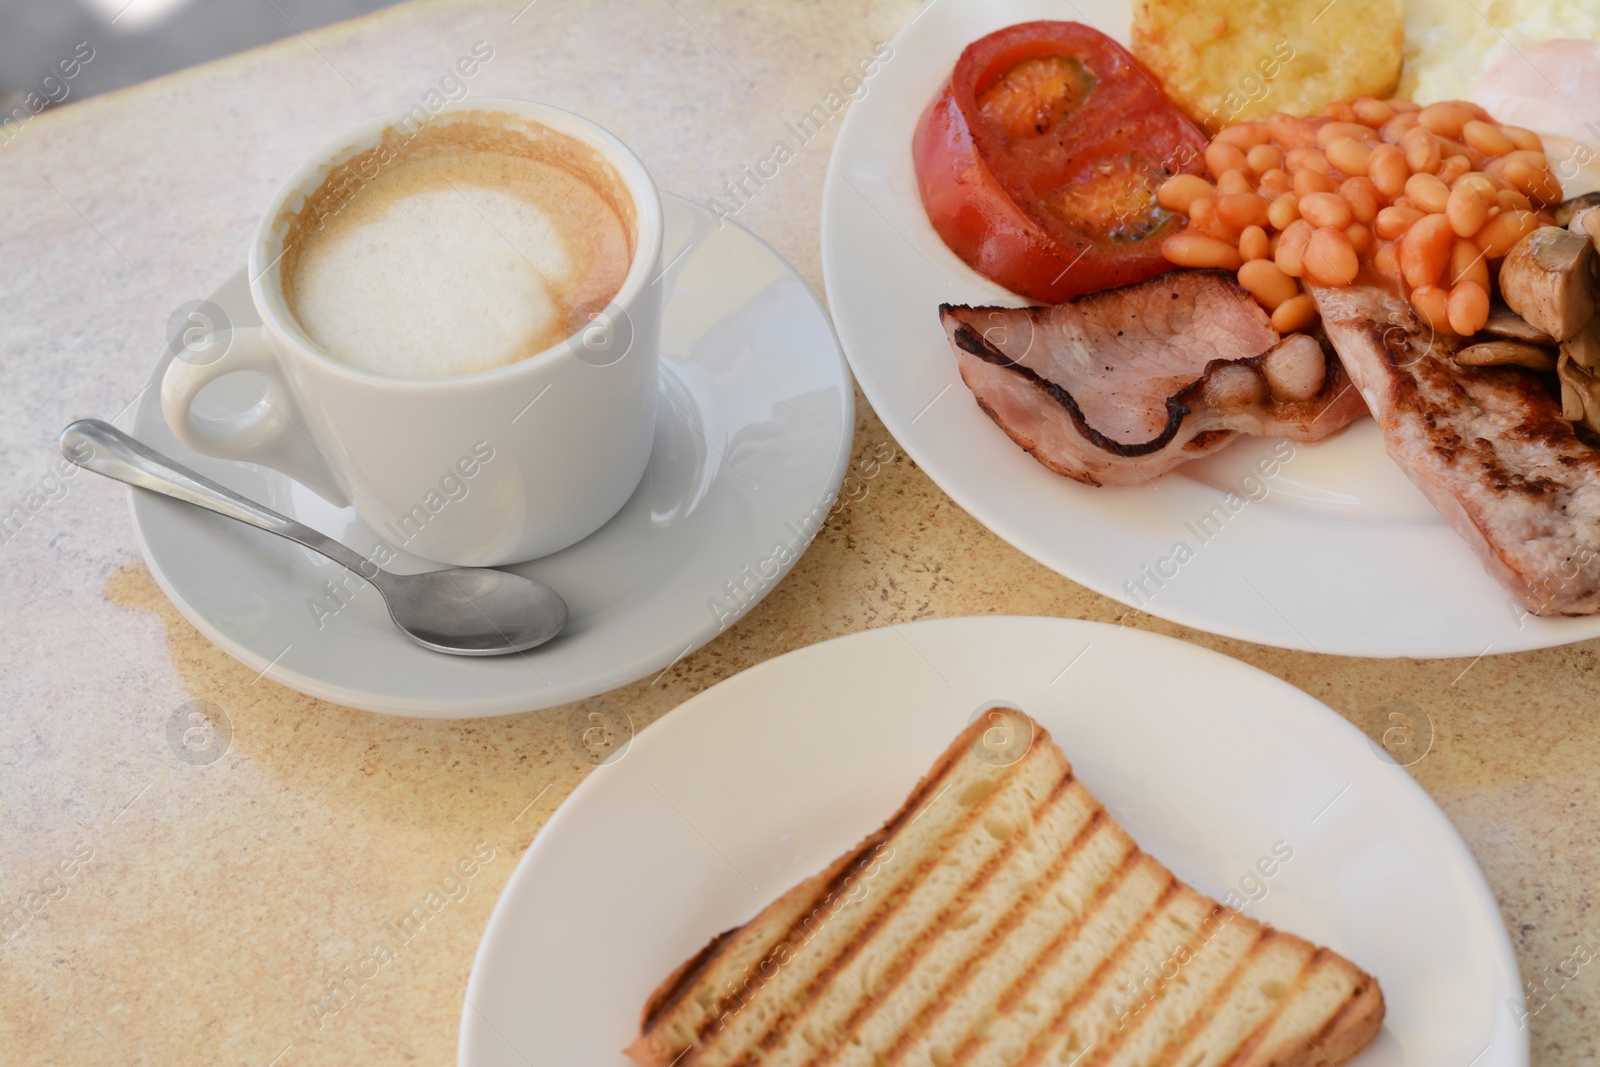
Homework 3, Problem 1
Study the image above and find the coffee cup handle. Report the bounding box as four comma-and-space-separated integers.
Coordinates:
159, 326, 352, 507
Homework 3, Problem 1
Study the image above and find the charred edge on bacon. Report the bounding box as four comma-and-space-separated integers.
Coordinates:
946, 317, 1192, 458
945, 309, 1325, 458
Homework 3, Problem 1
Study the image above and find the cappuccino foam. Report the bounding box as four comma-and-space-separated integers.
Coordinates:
280, 114, 634, 378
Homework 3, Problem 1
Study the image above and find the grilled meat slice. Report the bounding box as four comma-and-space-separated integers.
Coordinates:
940, 270, 1367, 487
1310, 283, 1600, 615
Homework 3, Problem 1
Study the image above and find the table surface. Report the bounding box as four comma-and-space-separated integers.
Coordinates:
2, 2, 1596, 1063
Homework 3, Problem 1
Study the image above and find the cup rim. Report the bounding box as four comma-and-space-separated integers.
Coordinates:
247, 97, 663, 390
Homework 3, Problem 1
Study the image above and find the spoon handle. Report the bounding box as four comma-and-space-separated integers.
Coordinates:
60, 419, 380, 581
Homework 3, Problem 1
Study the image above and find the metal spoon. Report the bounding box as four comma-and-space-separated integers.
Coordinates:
60, 419, 567, 656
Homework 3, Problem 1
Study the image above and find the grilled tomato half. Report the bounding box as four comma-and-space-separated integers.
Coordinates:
913, 21, 1209, 303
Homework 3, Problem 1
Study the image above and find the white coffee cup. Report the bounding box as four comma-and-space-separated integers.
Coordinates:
161, 99, 663, 567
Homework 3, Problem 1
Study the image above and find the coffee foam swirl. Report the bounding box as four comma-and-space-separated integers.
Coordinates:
279, 112, 635, 378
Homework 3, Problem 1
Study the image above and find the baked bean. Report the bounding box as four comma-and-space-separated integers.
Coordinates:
1239, 225, 1270, 261
1161, 232, 1244, 270
1326, 137, 1371, 176
1267, 192, 1300, 230
1402, 127, 1442, 174
1158, 174, 1215, 214
1339, 177, 1380, 223
1367, 144, 1409, 198
1448, 280, 1490, 335
1325, 101, 1358, 123
1448, 238, 1489, 289
1502, 125, 1543, 152
1275, 220, 1316, 277
1304, 225, 1360, 285
1206, 141, 1250, 179
1298, 191, 1352, 228
1189, 198, 1239, 242
1268, 112, 1319, 149
1404, 173, 1450, 214
1496, 187, 1532, 213
1372, 244, 1402, 281
1316, 122, 1376, 150
1400, 213, 1454, 288
1216, 169, 1256, 196
1438, 156, 1472, 185
1258, 168, 1292, 199
1271, 293, 1316, 333
1503, 149, 1550, 171
1286, 147, 1332, 174
1247, 143, 1284, 175
1475, 209, 1539, 257
1216, 123, 1272, 149
1239, 258, 1300, 309
1446, 179, 1493, 237
1381, 111, 1422, 144
1375, 204, 1425, 240
1216, 192, 1271, 229
1436, 138, 1470, 161
1419, 101, 1474, 138
1461, 119, 1513, 157
1346, 222, 1373, 255
1388, 98, 1422, 113
1409, 285, 1451, 333
1505, 158, 1562, 204
1462, 101, 1491, 121
1293, 168, 1337, 197
1353, 98, 1395, 127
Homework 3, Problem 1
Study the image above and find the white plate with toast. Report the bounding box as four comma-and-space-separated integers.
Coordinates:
459, 616, 1524, 1066
818, 0, 1600, 658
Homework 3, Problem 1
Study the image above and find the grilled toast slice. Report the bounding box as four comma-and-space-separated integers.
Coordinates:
627, 711, 1383, 1067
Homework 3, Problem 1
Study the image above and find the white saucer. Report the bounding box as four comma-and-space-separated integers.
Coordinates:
819, 0, 1600, 658
459, 617, 1524, 1067
128, 193, 853, 717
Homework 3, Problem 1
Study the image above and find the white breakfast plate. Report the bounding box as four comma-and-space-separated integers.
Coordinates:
459, 616, 1524, 1067
819, 0, 1600, 658
127, 193, 853, 717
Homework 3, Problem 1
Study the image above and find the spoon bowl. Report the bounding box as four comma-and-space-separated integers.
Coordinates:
379, 566, 568, 655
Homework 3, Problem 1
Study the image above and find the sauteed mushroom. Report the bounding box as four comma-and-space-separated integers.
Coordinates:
1455, 340, 1558, 372
1498, 226, 1597, 343
1480, 302, 1554, 344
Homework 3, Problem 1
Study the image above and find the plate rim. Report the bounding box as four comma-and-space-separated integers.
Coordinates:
459, 614, 1527, 1067
817, 0, 1600, 659
128, 192, 856, 717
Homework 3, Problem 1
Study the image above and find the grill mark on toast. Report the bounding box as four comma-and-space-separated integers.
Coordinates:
939, 856, 1172, 1065
1071, 907, 1265, 1067
648, 724, 1011, 1055
684, 745, 1055, 1064
1306, 976, 1365, 1056
994, 876, 1182, 1067
878, 809, 1126, 1067
641, 927, 742, 1033
1143, 925, 1272, 1067
778, 770, 1086, 1067
737, 765, 1077, 1067
1225, 945, 1323, 1066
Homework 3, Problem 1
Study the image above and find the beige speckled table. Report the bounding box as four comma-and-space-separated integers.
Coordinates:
2, 2, 1597, 1064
